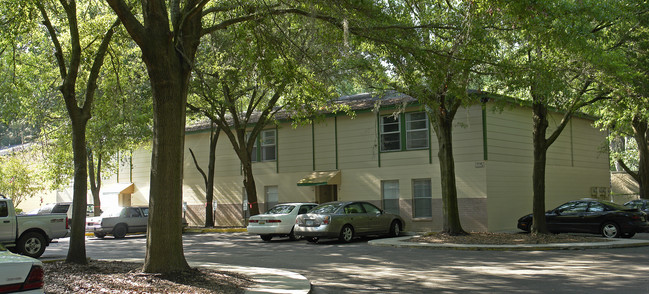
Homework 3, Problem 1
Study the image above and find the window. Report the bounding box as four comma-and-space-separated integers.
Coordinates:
412, 179, 432, 218
380, 112, 429, 152
0, 201, 7, 217
406, 112, 429, 149
382, 180, 400, 215
265, 186, 278, 210
249, 129, 276, 162
380, 115, 401, 151
344, 203, 365, 214
260, 129, 276, 161
362, 202, 381, 215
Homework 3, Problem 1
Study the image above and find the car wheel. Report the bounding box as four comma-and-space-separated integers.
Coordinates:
113, 224, 128, 239
260, 235, 273, 241
389, 220, 401, 237
339, 225, 354, 243
622, 232, 636, 238
18, 232, 46, 258
601, 222, 621, 238
306, 237, 319, 243
94, 232, 106, 239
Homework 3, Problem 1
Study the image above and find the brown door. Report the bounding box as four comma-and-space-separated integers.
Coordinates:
316, 185, 338, 204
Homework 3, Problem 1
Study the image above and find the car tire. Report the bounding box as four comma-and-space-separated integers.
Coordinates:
288, 229, 300, 241
18, 232, 46, 258
94, 232, 106, 239
389, 220, 401, 237
601, 222, 621, 238
622, 232, 636, 238
339, 225, 354, 243
260, 235, 272, 241
113, 224, 128, 239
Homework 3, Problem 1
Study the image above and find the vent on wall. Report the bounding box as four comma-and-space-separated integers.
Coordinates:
590, 187, 610, 199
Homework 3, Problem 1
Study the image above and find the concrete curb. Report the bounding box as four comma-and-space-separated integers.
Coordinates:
368, 235, 649, 251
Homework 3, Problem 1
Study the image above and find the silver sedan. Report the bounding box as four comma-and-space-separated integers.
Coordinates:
294, 201, 405, 243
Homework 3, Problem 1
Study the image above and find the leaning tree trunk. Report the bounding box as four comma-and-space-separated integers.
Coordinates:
242, 160, 260, 217
66, 117, 89, 264
531, 101, 550, 234
205, 125, 219, 227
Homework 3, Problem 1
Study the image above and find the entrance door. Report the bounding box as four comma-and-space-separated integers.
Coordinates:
316, 185, 338, 204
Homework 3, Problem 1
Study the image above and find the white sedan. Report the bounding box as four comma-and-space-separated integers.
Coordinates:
0, 244, 44, 293
247, 203, 317, 241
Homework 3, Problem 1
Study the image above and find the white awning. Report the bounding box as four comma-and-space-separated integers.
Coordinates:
101, 183, 135, 194
297, 171, 341, 186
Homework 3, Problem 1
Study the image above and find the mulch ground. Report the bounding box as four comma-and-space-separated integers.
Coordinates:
43, 260, 252, 293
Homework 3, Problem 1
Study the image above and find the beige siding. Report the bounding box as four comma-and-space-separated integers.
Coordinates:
486, 105, 533, 163
452, 105, 485, 162
337, 115, 379, 169
278, 124, 312, 173
313, 120, 337, 171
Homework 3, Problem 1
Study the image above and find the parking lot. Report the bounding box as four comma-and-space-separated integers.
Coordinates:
42, 232, 649, 293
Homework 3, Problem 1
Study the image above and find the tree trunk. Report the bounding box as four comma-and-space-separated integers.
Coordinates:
142, 63, 190, 273
88, 150, 102, 216
531, 101, 550, 234
242, 160, 260, 217
66, 117, 88, 264
429, 100, 466, 235
632, 116, 649, 199
205, 125, 219, 227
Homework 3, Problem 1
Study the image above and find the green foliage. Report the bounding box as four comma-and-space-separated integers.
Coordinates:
0, 149, 46, 207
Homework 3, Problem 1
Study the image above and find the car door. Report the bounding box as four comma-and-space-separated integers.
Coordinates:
125, 208, 146, 233
582, 201, 607, 233
0, 201, 15, 242
547, 201, 588, 233
342, 203, 369, 234
361, 202, 387, 234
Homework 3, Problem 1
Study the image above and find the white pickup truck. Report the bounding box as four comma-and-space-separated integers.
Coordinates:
0, 195, 70, 258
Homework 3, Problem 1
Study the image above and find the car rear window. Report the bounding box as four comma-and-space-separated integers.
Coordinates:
51, 204, 70, 214
266, 205, 295, 214
311, 203, 343, 214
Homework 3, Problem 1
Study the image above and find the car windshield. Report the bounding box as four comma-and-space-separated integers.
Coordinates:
101, 207, 124, 217
265, 205, 295, 214
310, 203, 343, 214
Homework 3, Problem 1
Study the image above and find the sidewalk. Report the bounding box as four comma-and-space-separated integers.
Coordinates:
368, 235, 649, 250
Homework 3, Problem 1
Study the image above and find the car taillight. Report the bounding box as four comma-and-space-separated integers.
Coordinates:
631, 215, 641, 221
323, 216, 330, 225
66, 217, 70, 229
267, 220, 281, 223
22, 265, 44, 291
249, 220, 258, 223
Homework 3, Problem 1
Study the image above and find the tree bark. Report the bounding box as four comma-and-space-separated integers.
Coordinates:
428, 98, 466, 235
632, 116, 649, 199
188, 123, 220, 227
88, 149, 102, 217
531, 100, 550, 234
66, 116, 89, 264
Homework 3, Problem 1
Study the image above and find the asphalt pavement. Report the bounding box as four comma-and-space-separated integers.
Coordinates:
42, 230, 649, 293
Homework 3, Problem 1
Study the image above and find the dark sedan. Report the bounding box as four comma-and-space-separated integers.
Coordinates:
517, 199, 649, 238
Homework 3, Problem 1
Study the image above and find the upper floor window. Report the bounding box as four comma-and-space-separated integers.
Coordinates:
380, 111, 429, 152
250, 129, 277, 162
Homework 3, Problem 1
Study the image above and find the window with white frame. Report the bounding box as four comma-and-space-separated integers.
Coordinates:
260, 129, 276, 161
380, 115, 401, 151
380, 111, 429, 152
265, 186, 278, 210
382, 180, 400, 215
412, 179, 432, 218
248, 129, 276, 162
406, 112, 429, 149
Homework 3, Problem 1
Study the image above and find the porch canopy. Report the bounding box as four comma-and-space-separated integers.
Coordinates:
297, 170, 341, 186
102, 183, 134, 194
